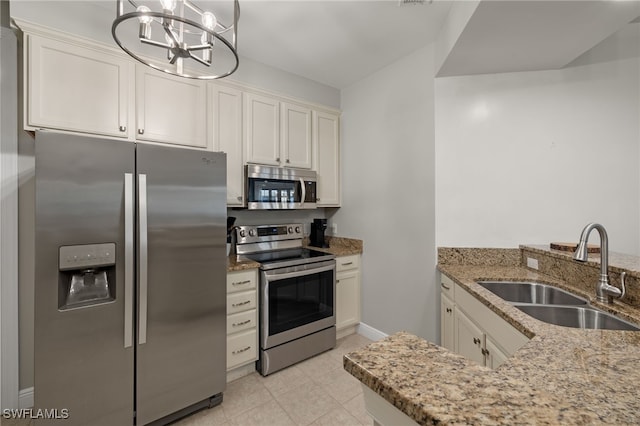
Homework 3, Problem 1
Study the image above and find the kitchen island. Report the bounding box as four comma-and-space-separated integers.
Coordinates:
344, 246, 640, 425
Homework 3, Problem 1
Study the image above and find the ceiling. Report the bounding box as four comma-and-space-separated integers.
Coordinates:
437, 0, 640, 77
9, 0, 454, 89
9, 1, 640, 89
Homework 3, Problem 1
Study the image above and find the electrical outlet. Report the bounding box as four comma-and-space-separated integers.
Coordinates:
527, 257, 539, 270
330, 223, 338, 235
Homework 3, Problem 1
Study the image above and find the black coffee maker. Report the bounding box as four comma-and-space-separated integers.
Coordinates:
309, 218, 329, 248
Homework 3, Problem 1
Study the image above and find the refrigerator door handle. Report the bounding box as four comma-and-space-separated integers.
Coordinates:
138, 173, 149, 345
124, 173, 134, 348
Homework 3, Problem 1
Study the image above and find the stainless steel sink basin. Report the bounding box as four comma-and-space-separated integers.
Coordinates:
477, 281, 588, 305
514, 305, 640, 331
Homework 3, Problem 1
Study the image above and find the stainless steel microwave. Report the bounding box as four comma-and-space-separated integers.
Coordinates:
245, 165, 317, 210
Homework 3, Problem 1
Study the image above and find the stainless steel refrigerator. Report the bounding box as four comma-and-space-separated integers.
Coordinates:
34, 131, 227, 425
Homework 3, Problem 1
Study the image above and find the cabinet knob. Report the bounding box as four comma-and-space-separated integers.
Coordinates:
276, 157, 280, 162
286, 159, 290, 163
138, 129, 144, 135
237, 196, 243, 201
119, 126, 126, 132
473, 337, 481, 345
446, 308, 452, 313
481, 348, 490, 356
316, 198, 320, 202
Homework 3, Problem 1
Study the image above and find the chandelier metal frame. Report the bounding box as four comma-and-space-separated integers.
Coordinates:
112, 0, 239, 80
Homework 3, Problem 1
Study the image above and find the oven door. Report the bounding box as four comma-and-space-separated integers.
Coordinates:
260, 260, 336, 349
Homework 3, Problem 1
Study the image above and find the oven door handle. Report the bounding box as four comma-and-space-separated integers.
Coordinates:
264, 264, 335, 282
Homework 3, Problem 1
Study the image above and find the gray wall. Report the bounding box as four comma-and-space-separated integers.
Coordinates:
332, 45, 438, 341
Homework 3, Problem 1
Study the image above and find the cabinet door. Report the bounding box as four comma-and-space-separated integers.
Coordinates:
336, 269, 360, 330
485, 335, 509, 369
440, 294, 455, 352
313, 111, 341, 206
27, 34, 132, 138
281, 102, 312, 169
454, 309, 485, 365
244, 92, 280, 166
136, 66, 208, 148
212, 84, 244, 205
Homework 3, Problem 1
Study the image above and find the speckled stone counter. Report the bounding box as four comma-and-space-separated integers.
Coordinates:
304, 236, 363, 257
344, 258, 640, 425
226, 255, 260, 272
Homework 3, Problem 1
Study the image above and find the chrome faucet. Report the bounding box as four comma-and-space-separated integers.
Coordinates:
573, 223, 626, 304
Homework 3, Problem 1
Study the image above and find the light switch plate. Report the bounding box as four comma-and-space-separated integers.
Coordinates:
527, 257, 539, 270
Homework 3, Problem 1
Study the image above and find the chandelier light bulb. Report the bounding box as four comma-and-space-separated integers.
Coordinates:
160, 0, 177, 12
136, 6, 153, 24
201, 11, 217, 30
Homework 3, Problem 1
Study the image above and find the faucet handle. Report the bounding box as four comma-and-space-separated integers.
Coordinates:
619, 271, 627, 300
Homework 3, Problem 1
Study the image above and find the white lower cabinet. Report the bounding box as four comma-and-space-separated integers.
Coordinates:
440, 274, 456, 351
336, 254, 361, 338
440, 274, 529, 369
226, 269, 259, 372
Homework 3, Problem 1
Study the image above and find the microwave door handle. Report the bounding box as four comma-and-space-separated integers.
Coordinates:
299, 178, 306, 206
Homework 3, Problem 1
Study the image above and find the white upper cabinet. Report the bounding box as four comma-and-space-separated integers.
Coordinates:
135, 66, 209, 149
243, 92, 280, 166
211, 84, 244, 206
26, 34, 133, 138
313, 111, 341, 206
244, 93, 313, 169
281, 102, 312, 169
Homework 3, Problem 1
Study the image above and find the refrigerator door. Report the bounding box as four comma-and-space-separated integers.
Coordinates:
34, 131, 135, 425
135, 143, 227, 425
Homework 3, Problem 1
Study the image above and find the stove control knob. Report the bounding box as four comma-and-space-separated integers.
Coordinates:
288, 226, 293, 234
239, 230, 246, 238
295, 226, 301, 233
249, 229, 256, 237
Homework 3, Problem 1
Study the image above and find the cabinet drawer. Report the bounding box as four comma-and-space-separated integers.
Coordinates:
441, 274, 455, 299
227, 291, 257, 315
227, 270, 257, 294
227, 329, 258, 370
336, 255, 360, 272
227, 309, 257, 335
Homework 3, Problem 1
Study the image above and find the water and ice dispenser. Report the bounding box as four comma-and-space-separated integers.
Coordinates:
58, 243, 116, 310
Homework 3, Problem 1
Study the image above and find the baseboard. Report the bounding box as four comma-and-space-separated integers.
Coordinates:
226, 362, 256, 383
337, 325, 358, 340
19, 387, 34, 409
357, 323, 388, 341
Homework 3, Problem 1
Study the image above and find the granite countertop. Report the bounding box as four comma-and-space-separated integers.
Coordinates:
344, 263, 640, 425
227, 236, 363, 272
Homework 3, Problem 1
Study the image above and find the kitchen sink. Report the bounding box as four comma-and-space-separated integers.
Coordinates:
477, 281, 588, 305
514, 305, 640, 331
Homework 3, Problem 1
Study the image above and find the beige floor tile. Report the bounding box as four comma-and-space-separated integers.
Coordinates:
258, 365, 312, 397
309, 406, 363, 426
274, 382, 342, 426
222, 374, 275, 419
342, 393, 372, 426
227, 400, 295, 426
296, 351, 341, 381
1, 418, 33, 426
174, 404, 228, 426
314, 368, 363, 404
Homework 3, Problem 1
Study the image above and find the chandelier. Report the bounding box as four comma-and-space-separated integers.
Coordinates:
112, 0, 239, 80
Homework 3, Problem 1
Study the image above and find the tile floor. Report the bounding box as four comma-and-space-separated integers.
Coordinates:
176, 333, 374, 426
3, 333, 374, 426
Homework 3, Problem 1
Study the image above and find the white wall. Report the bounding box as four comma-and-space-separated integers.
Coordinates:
435, 23, 640, 255
332, 45, 437, 341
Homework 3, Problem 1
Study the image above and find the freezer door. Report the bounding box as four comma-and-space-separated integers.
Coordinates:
34, 131, 135, 425
135, 143, 227, 425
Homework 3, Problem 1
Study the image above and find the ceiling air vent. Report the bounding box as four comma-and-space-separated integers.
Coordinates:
398, 0, 432, 5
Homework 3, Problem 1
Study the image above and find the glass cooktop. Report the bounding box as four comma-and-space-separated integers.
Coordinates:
243, 248, 335, 270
